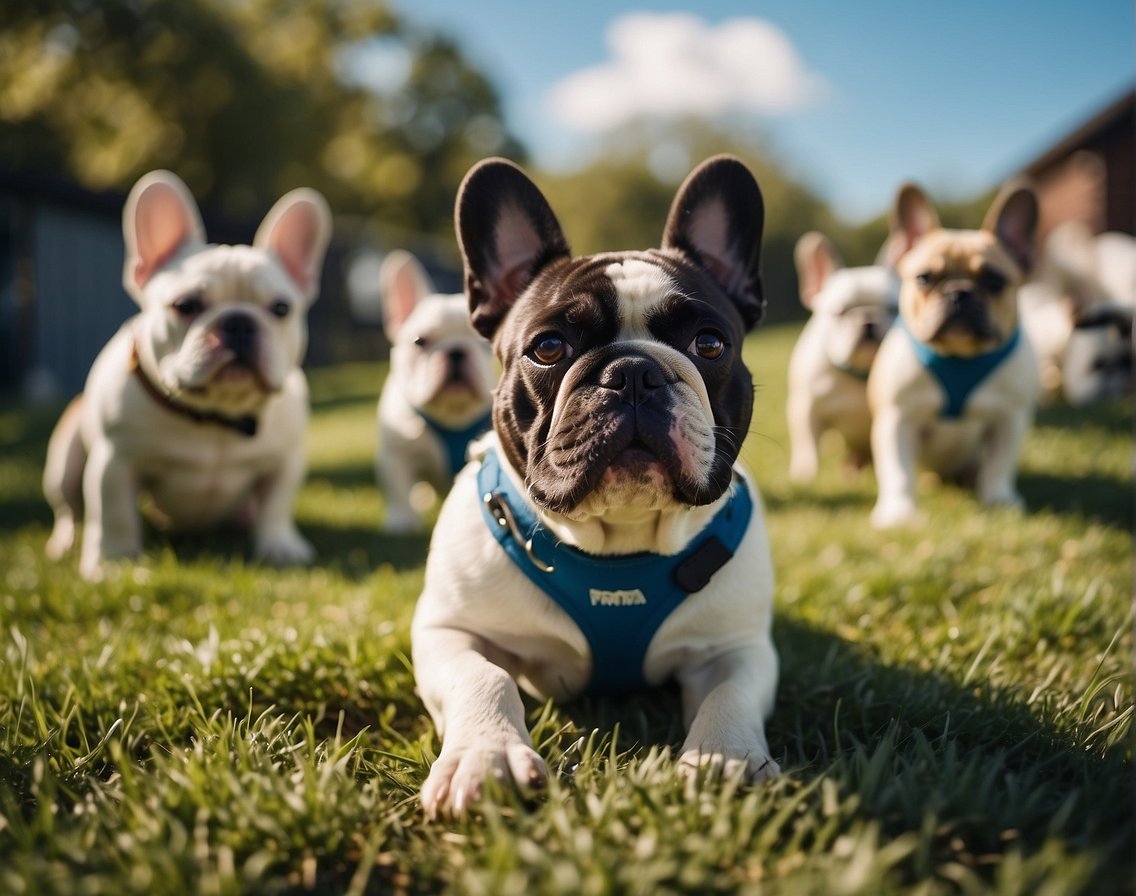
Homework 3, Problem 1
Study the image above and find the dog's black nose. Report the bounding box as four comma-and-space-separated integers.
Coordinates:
948, 289, 975, 308
446, 348, 466, 381
599, 356, 668, 406
218, 312, 257, 359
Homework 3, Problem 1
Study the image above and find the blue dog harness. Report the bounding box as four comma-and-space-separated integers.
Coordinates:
477, 446, 753, 695
418, 410, 493, 477
900, 319, 1021, 419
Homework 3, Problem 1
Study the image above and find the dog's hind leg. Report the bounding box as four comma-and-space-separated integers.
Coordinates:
43, 395, 87, 559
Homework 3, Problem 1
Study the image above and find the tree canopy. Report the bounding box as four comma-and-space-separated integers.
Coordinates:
0, 0, 524, 238
1, 3, 997, 322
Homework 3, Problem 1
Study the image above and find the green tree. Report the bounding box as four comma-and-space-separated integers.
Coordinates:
0, 0, 523, 238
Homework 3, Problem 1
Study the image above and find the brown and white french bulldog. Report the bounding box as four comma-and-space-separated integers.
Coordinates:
43, 170, 331, 580
787, 232, 898, 481
376, 249, 496, 533
411, 155, 779, 818
868, 181, 1040, 528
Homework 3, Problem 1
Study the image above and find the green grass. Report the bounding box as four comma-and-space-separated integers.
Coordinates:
0, 322, 1131, 895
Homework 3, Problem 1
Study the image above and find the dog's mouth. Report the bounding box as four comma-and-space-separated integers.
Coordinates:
608, 437, 665, 474
438, 374, 477, 395
419, 351, 488, 405
169, 350, 277, 417
190, 354, 273, 392
922, 302, 1003, 355
930, 324, 1001, 356
526, 403, 730, 513
216, 358, 257, 380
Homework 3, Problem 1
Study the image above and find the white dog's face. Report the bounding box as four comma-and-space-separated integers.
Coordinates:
135, 246, 312, 416
124, 171, 331, 419
793, 231, 898, 376
391, 295, 495, 423
814, 267, 898, 373
380, 249, 495, 427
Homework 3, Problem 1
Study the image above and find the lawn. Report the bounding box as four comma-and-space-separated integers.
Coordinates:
0, 322, 1131, 895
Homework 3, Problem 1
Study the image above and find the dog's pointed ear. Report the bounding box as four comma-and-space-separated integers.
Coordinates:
254, 188, 332, 302
662, 155, 765, 330
794, 231, 844, 311
456, 158, 570, 340
886, 182, 940, 266
123, 170, 206, 303
982, 179, 1038, 275
378, 249, 434, 341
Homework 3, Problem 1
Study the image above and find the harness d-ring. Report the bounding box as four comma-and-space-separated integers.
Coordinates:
483, 491, 556, 573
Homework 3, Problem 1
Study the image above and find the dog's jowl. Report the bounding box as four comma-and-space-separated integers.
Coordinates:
411, 155, 779, 818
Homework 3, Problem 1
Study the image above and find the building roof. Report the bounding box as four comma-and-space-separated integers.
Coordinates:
1022, 88, 1135, 177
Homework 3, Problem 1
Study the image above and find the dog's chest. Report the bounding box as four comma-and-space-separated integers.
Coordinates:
134, 434, 275, 526
110, 390, 298, 528
913, 348, 1035, 473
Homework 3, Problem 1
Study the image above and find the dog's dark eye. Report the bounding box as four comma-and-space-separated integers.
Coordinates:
268, 299, 291, 319
413, 335, 430, 348
529, 333, 572, 366
915, 272, 935, 288
980, 270, 1007, 294
172, 294, 205, 318
690, 329, 727, 360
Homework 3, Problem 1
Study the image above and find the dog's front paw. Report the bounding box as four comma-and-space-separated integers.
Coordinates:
870, 496, 922, 529
79, 554, 107, 583
78, 553, 133, 583
79, 539, 138, 582
788, 453, 819, 484
678, 744, 780, 785
421, 741, 548, 820
46, 517, 77, 560
254, 527, 315, 566
978, 486, 1024, 509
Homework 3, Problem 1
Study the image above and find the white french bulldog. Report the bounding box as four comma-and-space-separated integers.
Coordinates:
412, 155, 779, 819
868, 180, 1040, 529
376, 249, 495, 533
1019, 221, 1134, 406
43, 170, 331, 580
787, 231, 898, 481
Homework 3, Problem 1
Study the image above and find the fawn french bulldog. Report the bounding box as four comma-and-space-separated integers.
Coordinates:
868, 181, 1040, 528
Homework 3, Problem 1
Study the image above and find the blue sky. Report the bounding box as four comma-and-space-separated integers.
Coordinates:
394, 0, 1133, 222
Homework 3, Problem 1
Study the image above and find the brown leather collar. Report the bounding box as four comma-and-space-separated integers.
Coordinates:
129, 340, 259, 437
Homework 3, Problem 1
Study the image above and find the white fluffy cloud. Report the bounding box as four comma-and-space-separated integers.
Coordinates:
547, 13, 826, 133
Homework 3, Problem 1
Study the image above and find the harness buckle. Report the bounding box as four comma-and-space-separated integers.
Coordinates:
483, 491, 556, 574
